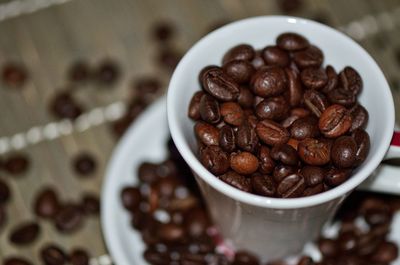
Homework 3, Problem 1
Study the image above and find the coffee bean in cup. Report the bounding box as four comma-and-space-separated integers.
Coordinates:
188, 32, 370, 198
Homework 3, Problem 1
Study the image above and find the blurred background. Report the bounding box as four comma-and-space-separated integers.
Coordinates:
0, 0, 400, 264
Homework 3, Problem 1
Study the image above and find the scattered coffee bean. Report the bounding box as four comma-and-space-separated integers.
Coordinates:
255, 96, 289, 121
303, 89, 328, 117
34, 187, 60, 219
277, 173, 305, 198
188, 91, 204, 120
258, 145, 275, 174
270, 144, 298, 166
233, 250, 260, 265
68, 61, 90, 82
339, 66, 362, 96
73, 153, 97, 176
40, 244, 67, 265
152, 20, 175, 42
81, 193, 100, 215
0, 178, 10, 203
273, 164, 297, 183
69, 248, 90, 265
49, 91, 83, 120
325, 168, 352, 187
3, 257, 32, 265
290, 116, 319, 140
301, 166, 325, 186
349, 104, 368, 132
95, 60, 120, 85
2, 63, 28, 88
54, 204, 83, 233
256, 119, 290, 146
236, 122, 259, 152
3, 153, 29, 176
121, 187, 141, 212
321, 65, 338, 94
9, 221, 40, 245
285, 68, 303, 107
157, 47, 182, 71
219, 125, 236, 152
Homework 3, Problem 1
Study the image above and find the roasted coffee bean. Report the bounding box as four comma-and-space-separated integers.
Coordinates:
219, 125, 236, 152
4, 153, 29, 175
251, 174, 276, 197
138, 162, 159, 184
287, 138, 300, 150
95, 60, 120, 85
9, 222, 40, 245
246, 114, 259, 129
270, 144, 298, 166
199, 145, 229, 175
81, 193, 100, 215
258, 145, 276, 174
365, 208, 391, 227
233, 250, 260, 265
219, 171, 252, 192
325, 168, 352, 187
68, 61, 90, 82
2, 63, 28, 88
188, 91, 204, 120
349, 104, 368, 132
0, 178, 10, 203
251, 66, 287, 97
3, 257, 32, 265
276, 32, 309, 51
143, 248, 170, 265
277, 174, 305, 198
220, 102, 244, 126
352, 129, 370, 167
261, 46, 290, 67
327, 87, 356, 107
303, 89, 329, 117
331, 136, 357, 168
159, 47, 181, 72
201, 67, 239, 101
230, 151, 259, 175
278, 0, 303, 13
34, 187, 60, 218
281, 115, 301, 129
297, 256, 314, 265
338, 232, 358, 252
199, 94, 220, 124
291, 108, 310, 118
318, 238, 338, 257
290, 116, 319, 140
256, 119, 290, 146
251, 50, 266, 70
222, 44, 255, 64
319, 104, 352, 138
370, 241, 398, 263
184, 208, 210, 238
300, 67, 328, 89
255, 96, 289, 121
339, 66, 362, 96
303, 183, 324, 196
223, 59, 255, 84
70, 249, 90, 265
55, 204, 83, 233
273, 164, 297, 183
285, 68, 303, 107
73, 153, 97, 176
301, 166, 325, 186
321, 65, 338, 94
50, 92, 83, 120
134, 77, 162, 101
298, 138, 331, 166
236, 122, 259, 152
152, 20, 174, 42
237, 86, 254, 108
194, 121, 219, 146
293, 45, 323, 69
157, 223, 185, 242
40, 244, 67, 265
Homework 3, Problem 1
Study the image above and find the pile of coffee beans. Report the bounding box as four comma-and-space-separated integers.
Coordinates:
188, 32, 370, 198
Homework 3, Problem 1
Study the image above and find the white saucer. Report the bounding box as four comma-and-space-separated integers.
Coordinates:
101, 96, 400, 265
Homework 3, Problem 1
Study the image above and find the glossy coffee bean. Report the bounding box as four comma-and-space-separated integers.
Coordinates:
34, 187, 60, 218
157, 223, 185, 242
219, 171, 252, 192
255, 96, 289, 121
201, 67, 239, 101
321, 65, 338, 94
339, 66, 362, 96
230, 151, 259, 175
327, 87, 356, 107
194, 121, 219, 146
2, 63, 28, 88
0, 178, 10, 203
258, 145, 275, 174
319, 104, 352, 138
364, 208, 391, 227
303, 183, 324, 196
252, 174, 276, 197
331, 136, 357, 168
349, 104, 368, 132
301, 166, 325, 186
220, 102, 244, 126
318, 238, 338, 257
223, 59, 255, 84
251, 66, 287, 98
277, 174, 305, 198
352, 129, 370, 167
54, 204, 83, 233
222, 44, 255, 64
199, 145, 229, 175
285, 68, 303, 107
281, 115, 300, 129
188, 91, 204, 120
233, 250, 260, 265
256, 119, 290, 146
251, 50, 266, 70
325, 168, 352, 187
70, 249, 90, 265
40, 244, 67, 265
261, 46, 289, 67
276, 32, 309, 51
199, 94, 220, 124
4, 154, 29, 175
298, 138, 331, 166
3, 257, 32, 265
9, 222, 40, 245
73, 153, 97, 176
287, 138, 300, 150
236, 122, 259, 152
290, 116, 319, 140
270, 144, 298, 166
273, 164, 297, 183
300, 67, 328, 89
303, 89, 329, 117
370, 241, 398, 263
293, 45, 323, 69
219, 125, 236, 152
237, 86, 254, 108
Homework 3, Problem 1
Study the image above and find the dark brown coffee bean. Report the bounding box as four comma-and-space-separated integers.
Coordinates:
34, 187, 60, 219
255, 96, 289, 121
290, 116, 320, 140
273, 164, 297, 183
138, 162, 159, 184
236, 123, 259, 152
285, 68, 303, 107
68, 61, 90, 82
199, 65, 219, 84
73, 153, 97, 176
95, 60, 120, 85
3, 257, 32, 265
357, 232, 383, 257
237, 86, 254, 108
276, 33, 309, 51
251, 174, 276, 197
134, 77, 162, 101
297, 256, 314, 265
365, 208, 391, 227
54, 204, 83, 233
370, 241, 398, 263
319, 104, 352, 138
298, 138, 331, 166
300, 67, 328, 89
277, 174, 305, 198
321, 65, 338, 94
251, 66, 287, 98
143, 248, 170, 265
261, 46, 290, 67
202, 67, 239, 101
251, 50, 266, 70
9, 221, 40, 245
70, 249, 89, 265
258, 145, 275, 174
222, 44, 255, 64
50, 92, 83, 120
325, 168, 352, 187
194, 121, 219, 146
81, 193, 100, 215
219, 171, 252, 192
233, 250, 260, 265
349, 104, 368, 132
318, 238, 338, 257
246, 114, 259, 129
184, 208, 210, 238
0, 204, 6, 228
230, 151, 259, 175
199, 94, 220, 124
220, 102, 244, 126
300, 167, 324, 188
40, 244, 67, 265
256, 119, 290, 146
270, 144, 298, 166
338, 232, 358, 252
339, 66, 362, 96
223, 60, 255, 84
331, 136, 357, 168
188, 91, 205, 120
352, 129, 370, 167
278, 0, 303, 13
199, 145, 229, 175
2, 63, 28, 88
157, 223, 185, 242
287, 138, 300, 150
0, 178, 10, 203
4, 153, 29, 175
293, 45, 323, 69
291, 108, 310, 118
302, 183, 324, 196
303, 89, 329, 117
327, 87, 356, 107
281, 115, 300, 129
219, 125, 236, 152
152, 20, 175, 42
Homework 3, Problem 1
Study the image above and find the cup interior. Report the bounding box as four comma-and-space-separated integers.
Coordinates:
167, 16, 394, 209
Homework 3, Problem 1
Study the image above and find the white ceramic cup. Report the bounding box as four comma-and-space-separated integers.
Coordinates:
167, 16, 400, 261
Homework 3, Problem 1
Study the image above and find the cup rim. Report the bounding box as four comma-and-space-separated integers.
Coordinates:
167, 15, 395, 209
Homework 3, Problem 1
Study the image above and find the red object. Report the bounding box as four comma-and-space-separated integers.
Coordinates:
391, 132, 400, 147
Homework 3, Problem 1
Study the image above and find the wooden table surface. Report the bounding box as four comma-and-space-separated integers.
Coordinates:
0, 0, 399, 263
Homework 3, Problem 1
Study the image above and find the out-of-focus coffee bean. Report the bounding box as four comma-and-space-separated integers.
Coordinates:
3, 257, 32, 265
54, 204, 84, 233
0, 178, 10, 204
4, 153, 29, 176
34, 187, 60, 219
68, 61, 90, 83
2, 63, 28, 88
9, 221, 40, 245
69, 248, 90, 265
73, 153, 97, 176
95, 60, 120, 85
40, 244, 67, 265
